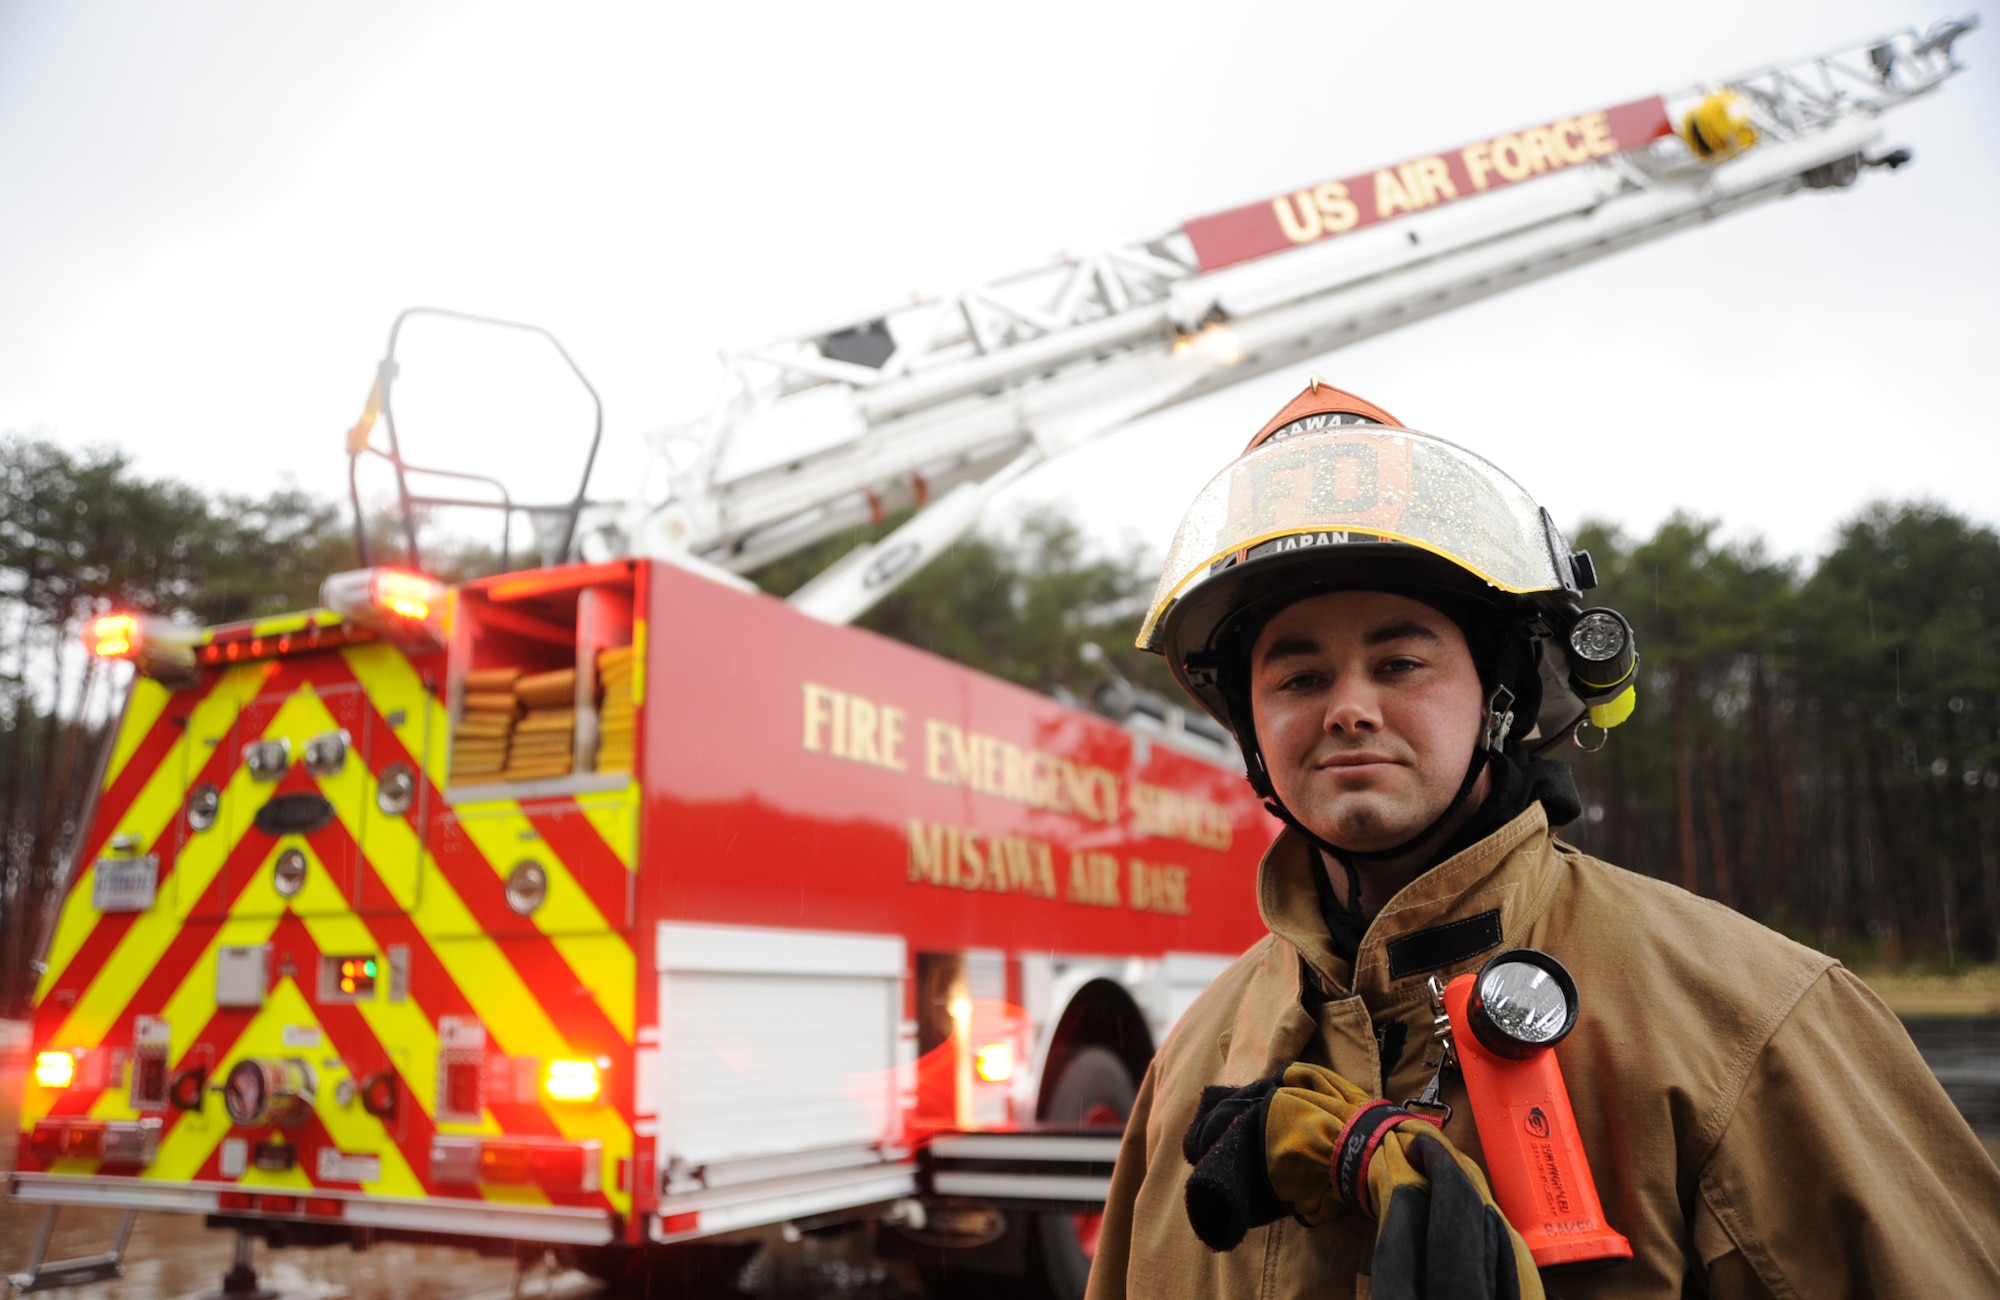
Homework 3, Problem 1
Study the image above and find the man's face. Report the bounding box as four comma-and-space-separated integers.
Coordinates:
1249, 590, 1487, 853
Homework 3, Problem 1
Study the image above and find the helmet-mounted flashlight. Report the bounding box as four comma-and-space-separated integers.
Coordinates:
1465, 948, 1579, 1061
1566, 609, 1635, 690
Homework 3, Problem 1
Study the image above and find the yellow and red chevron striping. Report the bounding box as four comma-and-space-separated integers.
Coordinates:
30, 645, 637, 1219
78, 670, 230, 867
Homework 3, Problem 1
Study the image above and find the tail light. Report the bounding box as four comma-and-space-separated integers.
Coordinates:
543, 1058, 605, 1104
430, 1136, 602, 1193
29, 1118, 161, 1166
82, 612, 197, 684
320, 568, 448, 641
34, 1051, 76, 1089
974, 1041, 1015, 1083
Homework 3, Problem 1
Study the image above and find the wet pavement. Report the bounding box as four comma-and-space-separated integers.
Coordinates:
6, 1020, 1997, 1297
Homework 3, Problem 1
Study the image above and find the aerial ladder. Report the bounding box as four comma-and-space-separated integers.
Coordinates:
13, 20, 1980, 1299
564, 18, 1974, 625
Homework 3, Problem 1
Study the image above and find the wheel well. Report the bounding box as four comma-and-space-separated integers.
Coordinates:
1037, 977, 1152, 1117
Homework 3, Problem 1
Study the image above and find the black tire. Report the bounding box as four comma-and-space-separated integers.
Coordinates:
1033, 1046, 1137, 1300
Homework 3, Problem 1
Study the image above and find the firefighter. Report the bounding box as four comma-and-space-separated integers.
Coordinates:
1085, 383, 2000, 1298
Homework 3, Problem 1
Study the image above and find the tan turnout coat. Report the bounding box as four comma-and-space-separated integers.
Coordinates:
1086, 805, 2000, 1298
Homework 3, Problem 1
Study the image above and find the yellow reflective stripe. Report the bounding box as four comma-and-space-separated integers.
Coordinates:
576, 785, 638, 870
342, 643, 446, 772
629, 616, 646, 707
200, 609, 345, 645
103, 677, 173, 793
299, 914, 442, 1123
454, 815, 610, 935
551, 934, 634, 1045
451, 811, 635, 1041
37, 663, 273, 1005
131, 913, 282, 1178
44, 664, 282, 1048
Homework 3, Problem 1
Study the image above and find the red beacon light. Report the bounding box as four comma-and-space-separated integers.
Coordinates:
320, 568, 448, 642
83, 612, 198, 684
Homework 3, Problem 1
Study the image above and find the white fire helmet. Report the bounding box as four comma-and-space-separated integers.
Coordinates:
1136, 382, 1638, 760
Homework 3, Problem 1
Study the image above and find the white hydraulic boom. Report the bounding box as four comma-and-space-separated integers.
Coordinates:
613, 18, 1977, 624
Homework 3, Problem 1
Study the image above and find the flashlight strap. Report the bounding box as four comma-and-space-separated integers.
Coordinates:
1330, 1099, 1414, 1219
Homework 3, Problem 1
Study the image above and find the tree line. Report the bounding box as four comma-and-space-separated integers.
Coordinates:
1, 433, 1995, 1014
1568, 506, 2000, 964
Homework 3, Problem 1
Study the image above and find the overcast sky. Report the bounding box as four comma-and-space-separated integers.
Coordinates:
2, 0, 1994, 579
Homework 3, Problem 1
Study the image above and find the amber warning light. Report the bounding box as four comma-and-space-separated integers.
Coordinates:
83, 612, 198, 681
34, 1051, 76, 1089
544, 1058, 605, 1104
320, 568, 448, 638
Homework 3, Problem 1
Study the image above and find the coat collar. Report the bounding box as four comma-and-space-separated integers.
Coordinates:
1256, 802, 1561, 1015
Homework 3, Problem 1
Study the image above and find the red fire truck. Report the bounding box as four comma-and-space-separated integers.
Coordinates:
18, 553, 1260, 1296
9, 21, 1971, 1296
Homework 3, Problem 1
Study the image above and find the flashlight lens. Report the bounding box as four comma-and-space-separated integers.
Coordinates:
1569, 611, 1626, 663
1479, 962, 1570, 1045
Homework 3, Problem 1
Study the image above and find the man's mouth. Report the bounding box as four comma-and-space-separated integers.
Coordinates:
1317, 752, 1399, 772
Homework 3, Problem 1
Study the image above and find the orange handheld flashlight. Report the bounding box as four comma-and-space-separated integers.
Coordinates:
1442, 949, 1632, 1271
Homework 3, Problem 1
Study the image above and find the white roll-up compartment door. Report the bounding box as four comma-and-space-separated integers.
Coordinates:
655, 923, 905, 1169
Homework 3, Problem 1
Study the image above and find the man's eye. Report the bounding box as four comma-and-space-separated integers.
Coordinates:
1380, 657, 1422, 675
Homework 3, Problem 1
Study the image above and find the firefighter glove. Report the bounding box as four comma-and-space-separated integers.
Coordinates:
1266, 1062, 1543, 1300
1181, 1072, 1290, 1250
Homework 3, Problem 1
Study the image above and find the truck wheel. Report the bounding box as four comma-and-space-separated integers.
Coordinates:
1034, 1046, 1136, 1300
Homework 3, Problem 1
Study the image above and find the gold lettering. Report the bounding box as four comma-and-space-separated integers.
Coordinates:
1492, 135, 1532, 183
848, 695, 879, 765
1067, 851, 1121, 907
1029, 753, 1056, 809
1580, 111, 1616, 157
802, 682, 836, 752
1273, 191, 1321, 243
1374, 166, 1416, 218
961, 829, 984, 889
921, 723, 1119, 823
909, 821, 1060, 899
1553, 118, 1591, 165
880, 706, 906, 770
1128, 858, 1191, 916
1313, 180, 1359, 234
1001, 744, 1027, 802
1462, 141, 1495, 191
804, 684, 908, 770
1415, 155, 1458, 204
908, 818, 947, 885
977, 736, 1001, 797
1129, 781, 1233, 851
1520, 127, 1559, 175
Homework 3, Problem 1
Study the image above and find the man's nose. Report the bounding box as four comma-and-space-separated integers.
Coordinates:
1321, 674, 1382, 734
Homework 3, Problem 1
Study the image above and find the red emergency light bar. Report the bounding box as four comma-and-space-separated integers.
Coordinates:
195, 617, 373, 666
320, 567, 449, 642
82, 612, 198, 683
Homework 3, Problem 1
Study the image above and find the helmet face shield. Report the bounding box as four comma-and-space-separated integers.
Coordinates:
1138, 425, 1568, 653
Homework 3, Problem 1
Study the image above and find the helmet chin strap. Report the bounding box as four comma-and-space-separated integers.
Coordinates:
1337, 683, 1516, 864
1231, 685, 1517, 905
